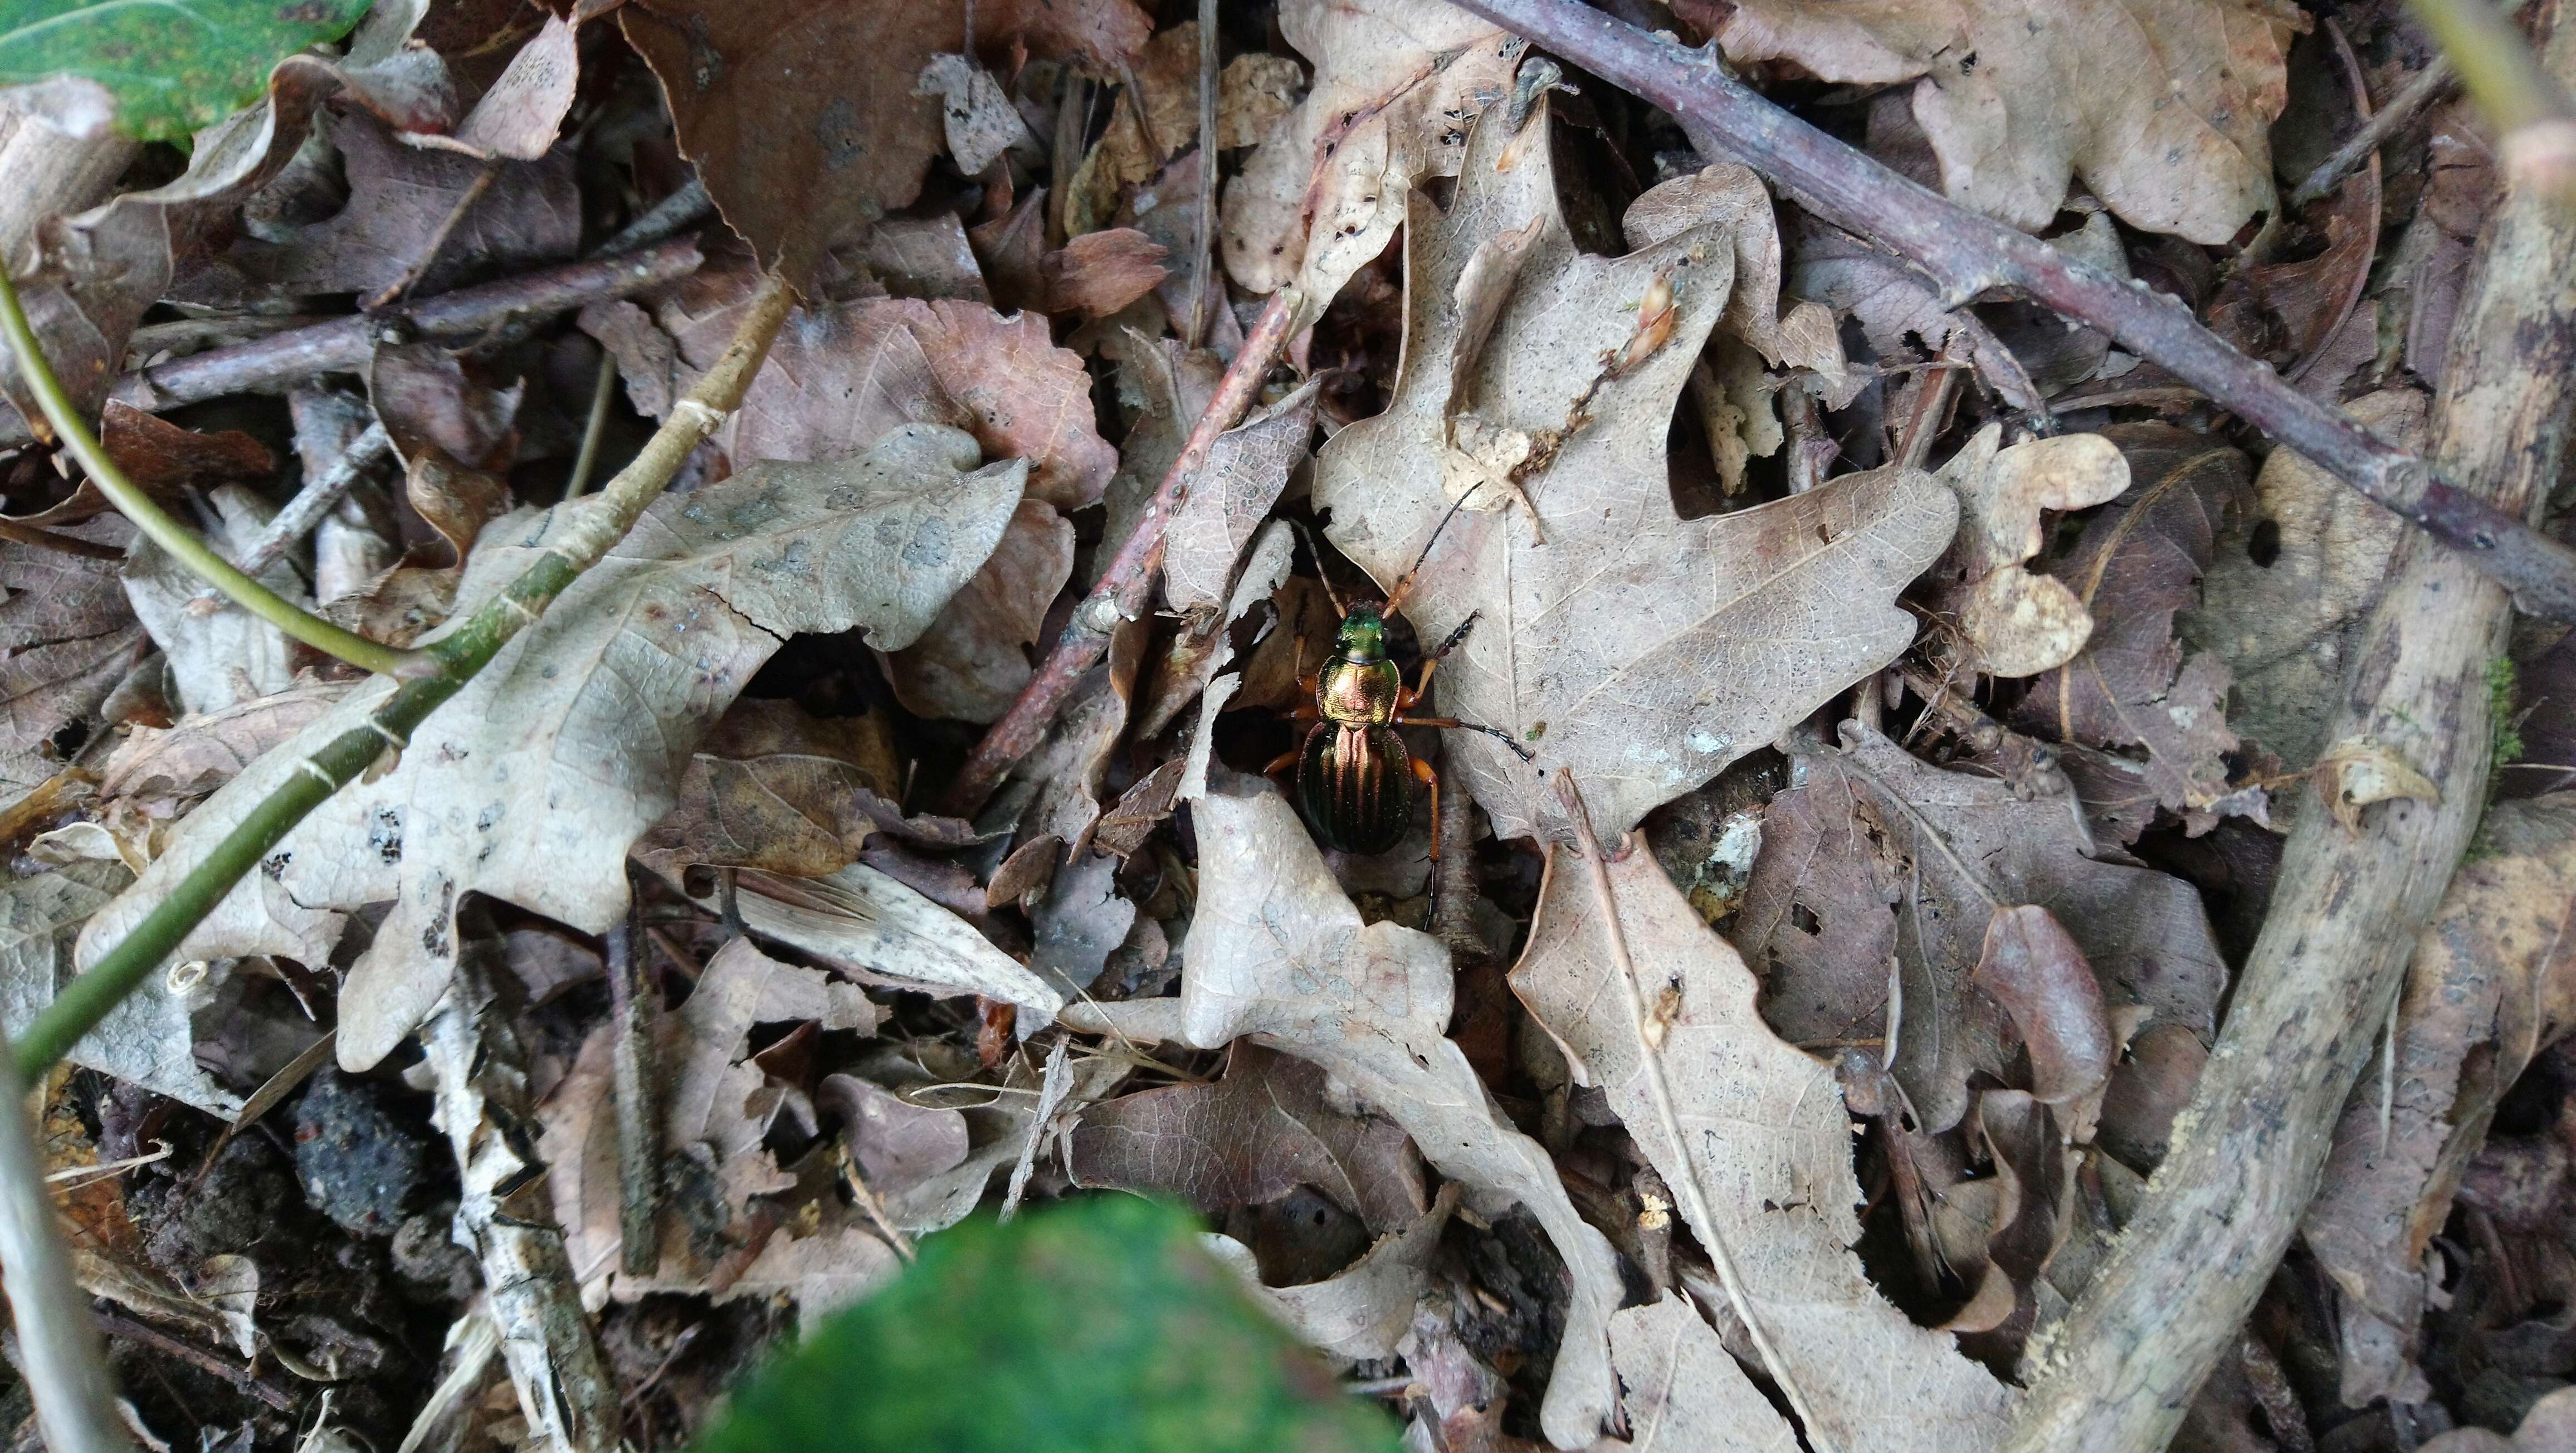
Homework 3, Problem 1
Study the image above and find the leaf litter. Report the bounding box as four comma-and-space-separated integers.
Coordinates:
4, 2, 2573, 1449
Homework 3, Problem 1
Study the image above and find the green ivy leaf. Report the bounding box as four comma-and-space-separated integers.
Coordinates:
0, 0, 372, 142
694, 1198, 1403, 1453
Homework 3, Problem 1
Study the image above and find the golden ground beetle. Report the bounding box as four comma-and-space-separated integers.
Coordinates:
1267, 487, 1531, 872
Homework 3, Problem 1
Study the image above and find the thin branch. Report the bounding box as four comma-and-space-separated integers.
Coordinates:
2289, 60, 2457, 212
0, 235, 705, 450
597, 177, 714, 257
1188, 0, 1221, 347
1450, 0, 2576, 623
936, 288, 1299, 816
1553, 771, 1836, 1453
563, 349, 619, 500
90, 1311, 292, 1413
11, 274, 798, 1083
0, 265, 421, 678
605, 914, 661, 1278
0, 1047, 134, 1453
2004, 12, 2576, 1447
2410, 0, 2570, 134
366, 158, 502, 310
229, 423, 392, 582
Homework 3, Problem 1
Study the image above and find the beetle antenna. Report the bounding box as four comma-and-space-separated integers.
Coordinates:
1383, 480, 1487, 618
1288, 516, 1352, 621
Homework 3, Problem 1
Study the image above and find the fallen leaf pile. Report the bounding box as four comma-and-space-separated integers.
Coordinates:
1, 1, 2569, 1449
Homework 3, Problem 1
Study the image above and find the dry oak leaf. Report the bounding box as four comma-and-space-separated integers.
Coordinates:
1714, 0, 2299, 245
1068, 1041, 1426, 1233
2012, 423, 2262, 833
1315, 94, 1954, 843
1221, 0, 1521, 321
1606, 1294, 1804, 1453
623, 0, 1150, 281
1514, 836, 2012, 1452
603, 286, 1118, 510
1735, 723, 2228, 1134
1163, 378, 1323, 614
77, 425, 1028, 1074
888, 498, 1075, 724
632, 697, 903, 881
1205, 1184, 1457, 1364
2305, 794, 2576, 1407
1785, 217, 2043, 413
1064, 21, 1209, 238
1081, 781, 1623, 1449
1038, 228, 1173, 320
100, 675, 354, 817
0, 515, 133, 650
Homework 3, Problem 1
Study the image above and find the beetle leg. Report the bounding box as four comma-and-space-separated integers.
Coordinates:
1412, 753, 1442, 922
1400, 610, 1482, 708
1261, 748, 1301, 777
1398, 715, 1538, 763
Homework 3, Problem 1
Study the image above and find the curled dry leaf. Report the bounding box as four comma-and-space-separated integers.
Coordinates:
622, 0, 1150, 281
2314, 736, 2441, 831
446, 10, 579, 162
1064, 22, 1207, 237
99, 675, 353, 817
1513, 834, 2012, 1451
2305, 794, 2576, 1406
599, 284, 1118, 509
632, 697, 904, 881
80, 425, 1030, 1074
1316, 94, 1953, 843
1208, 1184, 1458, 1363
715, 865, 1063, 1018
2184, 389, 2424, 773
1038, 227, 1172, 320
889, 499, 1075, 724
2011, 423, 2263, 833
1714, 0, 2296, 244
1785, 218, 2043, 413
1623, 165, 1851, 388
822, 1074, 969, 1196
93, 403, 274, 508
1221, 0, 1520, 320
1931, 425, 2131, 678
1069, 1041, 1426, 1233
1735, 723, 2227, 1134
1163, 379, 1321, 613
915, 53, 1030, 177
1969, 905, 2116, 1129
1081, 781, 1622, 1447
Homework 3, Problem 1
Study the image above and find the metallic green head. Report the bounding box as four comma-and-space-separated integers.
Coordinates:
1334, 603, 1389, 663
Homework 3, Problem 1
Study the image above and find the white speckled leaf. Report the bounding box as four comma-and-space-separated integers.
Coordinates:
1314, 96, 1954, 843
76, 425, 1026, 1072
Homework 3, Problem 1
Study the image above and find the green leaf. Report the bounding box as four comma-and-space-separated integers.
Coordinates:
0, 0, 372, 142
694, 1198, 1404, 1453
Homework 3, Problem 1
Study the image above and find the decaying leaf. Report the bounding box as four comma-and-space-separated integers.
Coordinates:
1164, 379, 1321, 613
889, 499, 1074, 724
1038, 228, 1172, 320
1081, 781, 1621, 1448
1736, 723, 2227, 1133
1714, 0, 2297, 243
1607, 1295, 1803, 1453
1785, 219, 2043, 413
1208, 1185, 1458, 1364
2184, 389, 2424, 773
1931, 425, 2131, 677
1514, 833, 2013, 1451
623, 0, 1151, 280
915, 52, 1030, 177
633, 698, 902, 881
716, 866, 1063, 1018
1221, 0, 1520, 319
99, 674, 353, 817
2012, 424, 2262, 832
1070, 1041, 1424, 1232
123, 485, 309, 715
1316, 92, 1954, 842
1, 860, 240, 1114
2306, 795, 2576, 1406
80, 426, 1029, 1073
1969, 905, 2116, 1130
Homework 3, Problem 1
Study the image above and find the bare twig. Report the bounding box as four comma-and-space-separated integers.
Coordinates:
230, 423, 392, 581
1189, 0, 1221, 347
0, 235, 704, 450
563, 350, 619, 500
90, 1311, 292, 1413
937, 289, 1298, 816
2289, 60, 2458, 212
0, 1046, 134, 1453
2004, 14, 2576, 1450
1553, 770, 1836, 1452
1450, 0, 2576, 623
604, 914, 660, 1278
597, 177, 715, 257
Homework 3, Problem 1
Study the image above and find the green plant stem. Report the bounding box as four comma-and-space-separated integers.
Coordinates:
2410, 0, 2571, 134
0, 265, 424, 679
12, 273, 799, 1080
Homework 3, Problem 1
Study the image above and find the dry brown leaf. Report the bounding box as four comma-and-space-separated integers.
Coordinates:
1316, 94, 1954, 843
888, 499, 1074, 723
2184, 389, 2425, 773
1221, 0, 1520, 320
184, 111, 577, 305
1012, 613, 1148, 855
99, 675, 354, 817
623, 0, 1150, 280
1969, 905, 2115, 1126
1785, 218, 2043, 413
1103, 335, 1224, 580
1069, 1041, 1426, 1232
1065, 22, 1207, 237
123, 485, 312, 714
915, 53, 1031, 177
605, 287, 1118, 509
1622, 165, 1850, 388
2012, 424, 2262, 832
1082, 781, 1622, 1447
1735, 723, 2227, 1133
2418, 1388, 2576, 1452
1163, 379, 1321, 613
447, 10, 579, 160
821, 1073, 969, 1196
1514, 835, 2013, 1451
1931, 425, 2131, 678
1039, 227, 1173, 319
2305, 794, 2576, 1406
632, 698, 907, 881
1714, 0, 2297, 243
1207, 1185, 1457, 1364
0, 627, 144, 797
81, 426, 1029, 1074
0, 860, 240, 1113
95, 404, 275, 503
0, 516, 134, 649
714, 866, 1062, 1017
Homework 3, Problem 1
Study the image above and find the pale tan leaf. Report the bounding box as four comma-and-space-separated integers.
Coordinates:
1606, 1295, 1802, 1453
1315, 95, 1953, 842
1163, 379, 1320, 613
1514, 841, 2014, 1451
889, 499, 1074, 723
80, 426, 1029, 1073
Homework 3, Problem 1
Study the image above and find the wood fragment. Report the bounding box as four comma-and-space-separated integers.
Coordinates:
2002, 11, 2576, 1450
606, 914, 661, 1279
